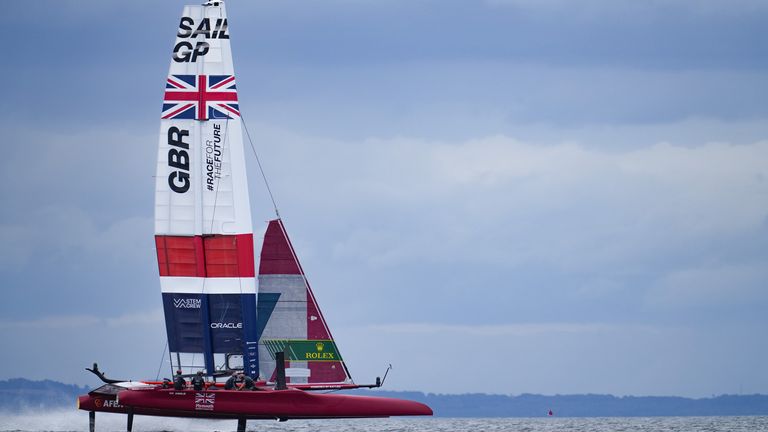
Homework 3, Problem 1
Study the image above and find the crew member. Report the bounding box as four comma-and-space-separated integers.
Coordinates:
236, 372, 255, 391
173, 370, 186, 390
224, 371, 238, 390
191, 370, 206, 391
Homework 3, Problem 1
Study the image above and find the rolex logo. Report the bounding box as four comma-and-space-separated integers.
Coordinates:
316, 342, 324, 352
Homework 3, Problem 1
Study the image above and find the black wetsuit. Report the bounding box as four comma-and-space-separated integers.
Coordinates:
224, 376, 236, 390
173, 375, 186, 390
240, 376, 255, 390
191, 375, 205, 391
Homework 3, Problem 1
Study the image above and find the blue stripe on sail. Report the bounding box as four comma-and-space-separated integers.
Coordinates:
256, 293, 280, 340
200, 295, 214, 375
162, 293, 204, 353
208, 294, 245, 353
163, 293, 262, 377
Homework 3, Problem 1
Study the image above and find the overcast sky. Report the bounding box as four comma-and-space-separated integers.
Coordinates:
1, 0, 767, 397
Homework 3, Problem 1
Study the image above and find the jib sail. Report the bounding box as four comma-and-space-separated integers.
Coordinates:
257, 219, 352, 384
154, 1, 259, 378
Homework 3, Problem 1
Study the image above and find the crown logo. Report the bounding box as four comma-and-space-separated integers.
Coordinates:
316, 342, 324, 352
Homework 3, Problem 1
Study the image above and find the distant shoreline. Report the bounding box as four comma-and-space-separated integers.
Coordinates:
2, 378, 767, 417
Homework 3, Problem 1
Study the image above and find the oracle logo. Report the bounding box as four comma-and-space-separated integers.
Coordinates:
210, 322, 242, 329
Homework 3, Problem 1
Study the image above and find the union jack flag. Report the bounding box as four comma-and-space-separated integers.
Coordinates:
162, 74, 239, 120
195, 392, 215, 405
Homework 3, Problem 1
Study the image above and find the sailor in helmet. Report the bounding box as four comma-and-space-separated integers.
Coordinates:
191, 370, 206, 391
224, 371, 238, 390
173, 370, 186, 390
236, 372, 255, 391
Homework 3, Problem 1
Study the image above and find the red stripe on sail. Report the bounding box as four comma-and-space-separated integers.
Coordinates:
194, 236, 206, 277
156, 234, 254, 277
258, 220, 301, 275
155, 236, 199, 276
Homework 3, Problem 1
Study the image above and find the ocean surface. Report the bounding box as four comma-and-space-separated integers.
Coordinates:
1, 412, 767, 432
0, 410, 768, 432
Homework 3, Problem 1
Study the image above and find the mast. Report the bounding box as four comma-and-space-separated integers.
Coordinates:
154, 1, 259, 378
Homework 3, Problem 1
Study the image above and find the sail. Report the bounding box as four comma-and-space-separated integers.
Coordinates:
154, 1, 259, 378
257, 219, 352, 384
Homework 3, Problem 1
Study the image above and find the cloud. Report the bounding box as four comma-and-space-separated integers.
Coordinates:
360, 322, 659, 337
335, 320, 767, 396
242, 128, 768, 334
264, 131, 768, 274
0, 206, 153, 271
0, 310, 163, 330
647, 263, 768, 309
0, 310, 168, 386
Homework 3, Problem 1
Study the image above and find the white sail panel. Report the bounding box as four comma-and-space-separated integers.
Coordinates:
154, 1, 250, 237
155, 120, 250, 235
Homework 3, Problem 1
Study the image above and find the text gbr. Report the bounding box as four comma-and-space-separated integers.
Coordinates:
167, 127, 190, 193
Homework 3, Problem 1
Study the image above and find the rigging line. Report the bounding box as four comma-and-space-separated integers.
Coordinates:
198, 117, 235, 374
277, 219, 333, 340
206, 116, 229, 236
240, 113, 280, 219
216, 121, 240, 319
168, 343, 175, 378
156, 340, 169, 381
206, 116, 245, 305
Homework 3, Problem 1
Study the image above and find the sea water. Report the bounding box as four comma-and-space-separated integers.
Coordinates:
1, 411, 767, 432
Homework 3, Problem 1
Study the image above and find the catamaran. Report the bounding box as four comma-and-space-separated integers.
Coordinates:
76, 1, 432, 430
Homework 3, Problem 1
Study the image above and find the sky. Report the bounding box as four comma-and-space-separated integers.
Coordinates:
1, 0, 767, 398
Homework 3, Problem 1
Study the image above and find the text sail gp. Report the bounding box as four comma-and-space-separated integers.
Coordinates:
155, 0, 257, 379
173, 16, 230, 63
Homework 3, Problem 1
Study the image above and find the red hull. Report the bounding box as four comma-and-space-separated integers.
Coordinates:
78, 387, 431, 420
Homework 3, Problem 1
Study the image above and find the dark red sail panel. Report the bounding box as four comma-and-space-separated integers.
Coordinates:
203, 234, 255, 277
306, 292, 330, 340
156, 234, 255, 277
156, 235, 203, 277
259, 220, 301, 275
307, 292, 347, 382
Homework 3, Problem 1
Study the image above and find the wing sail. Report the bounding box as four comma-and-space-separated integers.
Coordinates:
257, 219, 352, 385
154, 2, 259, 378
